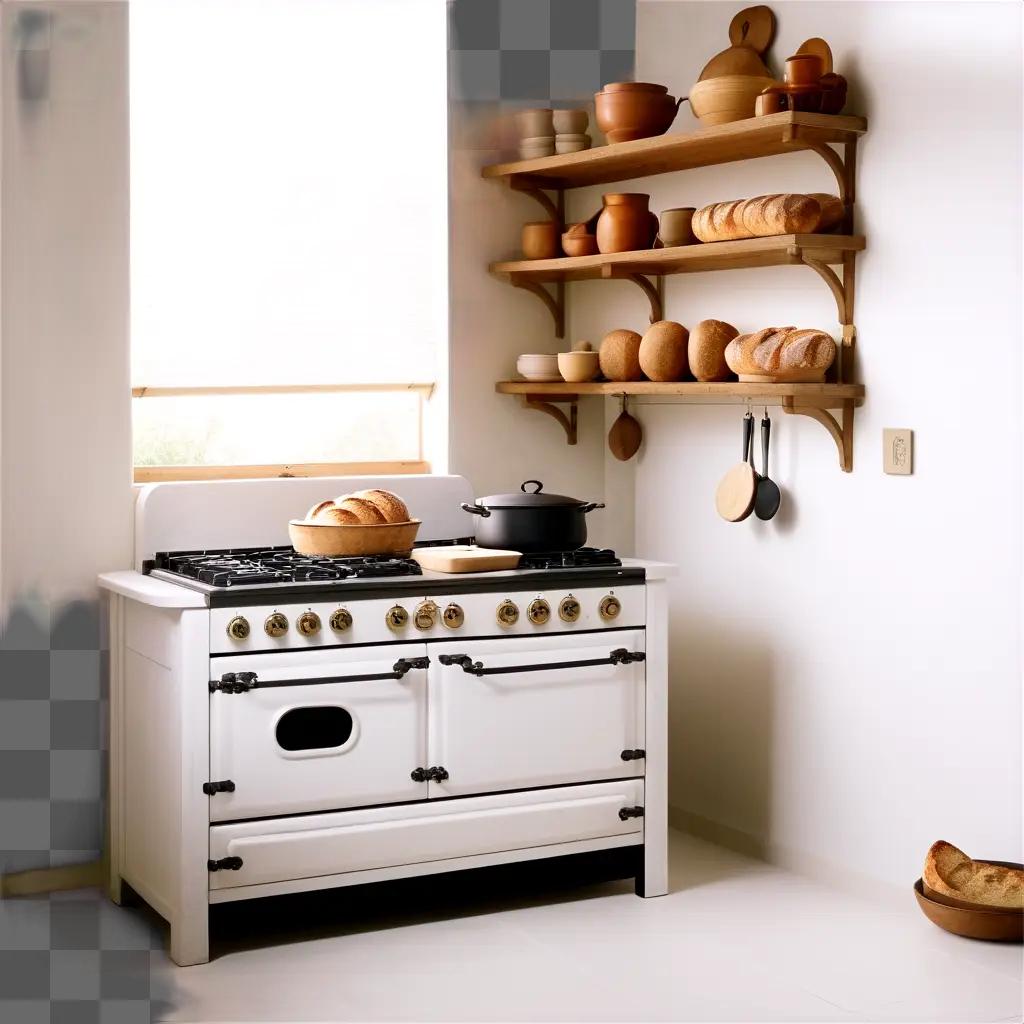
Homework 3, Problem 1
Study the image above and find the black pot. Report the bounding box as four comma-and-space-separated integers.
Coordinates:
462, 480, 605, 553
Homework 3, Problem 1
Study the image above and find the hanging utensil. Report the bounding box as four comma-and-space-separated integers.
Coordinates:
754, 409, 782, 521
608, 395, 643, 461
715, 410, 757, 522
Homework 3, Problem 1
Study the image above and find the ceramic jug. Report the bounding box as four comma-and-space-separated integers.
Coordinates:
596, 194, 658, 254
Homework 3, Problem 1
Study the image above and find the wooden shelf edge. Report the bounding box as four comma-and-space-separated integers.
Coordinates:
482, 112, 868, 188
496, 380, 864, 404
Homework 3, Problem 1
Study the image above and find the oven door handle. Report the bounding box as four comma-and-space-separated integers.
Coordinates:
209, 656, 429, 693
437, 648, 644, 677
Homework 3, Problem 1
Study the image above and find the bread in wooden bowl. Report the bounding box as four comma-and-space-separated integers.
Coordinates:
307, 499, 338, 521
688, 319, 739, 381
348, 488, 410, 524
312, 504, 361, 525
335, 496, 388, 525
725, 326, 836, 382
639, 320, 688, 382
923, 841, 1024, 911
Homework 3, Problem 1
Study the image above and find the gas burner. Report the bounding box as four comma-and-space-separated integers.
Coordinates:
518, 547, 622, 570
151, 546, 422, 588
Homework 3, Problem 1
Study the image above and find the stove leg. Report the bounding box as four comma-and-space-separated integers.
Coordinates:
170, 913, 209, 968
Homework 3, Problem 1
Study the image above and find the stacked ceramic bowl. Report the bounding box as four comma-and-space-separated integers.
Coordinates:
553, 109, 591, 154
514, 108, 591, 160
516, 353, 561, 382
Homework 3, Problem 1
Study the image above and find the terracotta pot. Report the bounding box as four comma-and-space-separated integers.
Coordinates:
818, 72, 848, 115
755, 86, 786, 116
595, 85, 682, 144
561, 232, 599, 257
596, 194, 657, 254
521, 221, 560, 260
784, 53, 824, 86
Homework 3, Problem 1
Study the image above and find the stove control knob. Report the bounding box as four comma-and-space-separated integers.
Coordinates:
297, 611, 321, 637
386, 605, 409, 631
528, 598, 551, 625
329, 608, 353, 633
226, 615, 251, 641
442, 603, 464, 629
598, 594, 622, 621
264, 612, 289, 638
414, 600, 439, 631
496, 599, 520, 627
559, 595, 581, 623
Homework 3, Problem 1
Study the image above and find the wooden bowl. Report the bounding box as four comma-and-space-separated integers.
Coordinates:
688, 75, 776, 126
561, 233, 598, 257
288, 519, 421, 557
914, 876, 1023, 943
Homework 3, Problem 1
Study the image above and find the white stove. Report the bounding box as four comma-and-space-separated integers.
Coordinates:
99, 475, 671, 967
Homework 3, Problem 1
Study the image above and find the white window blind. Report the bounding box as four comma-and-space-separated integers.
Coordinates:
130, 0, 447, 474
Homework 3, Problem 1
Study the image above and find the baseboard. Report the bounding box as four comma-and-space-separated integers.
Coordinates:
0, 860, 103, 898
669, 805, 905, 906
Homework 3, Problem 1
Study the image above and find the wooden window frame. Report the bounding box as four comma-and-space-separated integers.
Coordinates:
131, 383, 434, 484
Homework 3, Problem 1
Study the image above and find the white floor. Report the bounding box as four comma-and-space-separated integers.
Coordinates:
152, 831, 1023, 1023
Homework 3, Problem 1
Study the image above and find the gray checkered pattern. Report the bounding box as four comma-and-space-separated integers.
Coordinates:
449, 0, 635, 109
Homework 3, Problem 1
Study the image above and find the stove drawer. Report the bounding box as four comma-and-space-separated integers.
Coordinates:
209, 645, 428, 821
428, 632, 645, 797
208, 779, 643, 890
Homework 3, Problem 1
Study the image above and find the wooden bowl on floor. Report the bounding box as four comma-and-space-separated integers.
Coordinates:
289, 519, 421, 557
913, 863, 1023, 943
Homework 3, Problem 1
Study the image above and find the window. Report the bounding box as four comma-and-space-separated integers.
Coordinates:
130, 0, 447, 482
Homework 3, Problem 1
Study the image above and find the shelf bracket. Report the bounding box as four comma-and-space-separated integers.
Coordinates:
509, 180, 563, 226
782, 128, 857, 232
521, 395, 578, 445
601, 267, 664, 323
509, 277, 565, 338
798, 250, 857, 383
782, 397, 854, 472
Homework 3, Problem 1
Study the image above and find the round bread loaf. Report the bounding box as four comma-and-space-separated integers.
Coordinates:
724, 326, 835, 380
307, 499, 336, 521
688, 319, 739, 381
350, 488, 410, 524
336, 496, 387, 525
599, 329, 643, 382
639, 321, 689, 381
313, 504, 361, 525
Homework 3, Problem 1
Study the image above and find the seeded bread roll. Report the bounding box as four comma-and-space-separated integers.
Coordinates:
335, 496, 387, 525
924, 841, 1024, 910
688, 319, 739, 381
350, 488, 410, 524
724, 326, 835, 381
312, 503, 361, 525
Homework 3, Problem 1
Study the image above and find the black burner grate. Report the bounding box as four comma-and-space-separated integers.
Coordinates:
151, 546, 423, 587
518, 547, 622, 570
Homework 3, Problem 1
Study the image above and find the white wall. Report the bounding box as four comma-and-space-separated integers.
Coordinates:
622, 0, 1022, 888
1, 1, 131, 609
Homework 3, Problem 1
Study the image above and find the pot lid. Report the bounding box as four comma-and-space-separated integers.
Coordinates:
476, 480, 588, 508
600, 82, 669, 94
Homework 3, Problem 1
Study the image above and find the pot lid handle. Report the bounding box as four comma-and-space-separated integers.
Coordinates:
521, 480, 544, 494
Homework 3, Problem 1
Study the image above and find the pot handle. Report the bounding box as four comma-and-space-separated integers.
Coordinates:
461, 502, 491, 518
521, 480, 544, 493
578, 502, 607, 514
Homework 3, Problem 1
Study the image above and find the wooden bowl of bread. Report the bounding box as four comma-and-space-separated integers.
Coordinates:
914, 841, 1023, 942
289, 489, 420, 557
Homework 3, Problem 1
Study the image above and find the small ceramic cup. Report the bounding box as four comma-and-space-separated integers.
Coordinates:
522, 221, 560, 260
552, 108, 589, 135
755, 87, 787, 116
514, 107, 554, 139
784, 53, 824, 86
656, 207, 696, 248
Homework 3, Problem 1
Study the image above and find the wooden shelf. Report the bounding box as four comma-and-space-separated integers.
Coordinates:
491, 234, 864, 282
496, 381, 863, 472
482, 112, 867, 190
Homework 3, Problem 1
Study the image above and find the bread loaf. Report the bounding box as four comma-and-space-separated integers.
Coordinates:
312, 504, 361, 525
724, 326, 836, 381
693, 193, 824, 242
336, 496, 387, 525
810, 193, 844, 231
350, 489, 410, 524
599, 329, 644, 382
688, 319, 739, 381
639, 321, 689, 381
924, 841, 1024, 910
307, 499, 337, 521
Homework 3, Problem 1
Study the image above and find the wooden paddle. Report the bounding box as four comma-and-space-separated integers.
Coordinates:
608, 396, 643, 461
715, 411, 757, 522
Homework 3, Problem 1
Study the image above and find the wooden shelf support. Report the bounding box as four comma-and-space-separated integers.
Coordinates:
783, 127, 857, 231
509, 179, 563, 226
782, 397, 854, 472
521, 395, 578, 445
601, 266, 664, 323
509, 277, 565, 338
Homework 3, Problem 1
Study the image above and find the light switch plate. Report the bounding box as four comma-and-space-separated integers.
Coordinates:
883, 429, 913, 475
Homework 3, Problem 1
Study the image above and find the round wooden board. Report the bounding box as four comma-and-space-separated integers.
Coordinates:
715, 462, 757, 522
728, 5, 776, 54
795, 37, 834, 75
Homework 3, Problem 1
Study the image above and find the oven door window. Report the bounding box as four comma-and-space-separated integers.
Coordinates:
209, 647, 428, 821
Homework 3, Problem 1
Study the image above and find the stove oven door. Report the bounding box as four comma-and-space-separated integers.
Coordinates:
209, 645, 428, 821
428, 631, 645, 797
